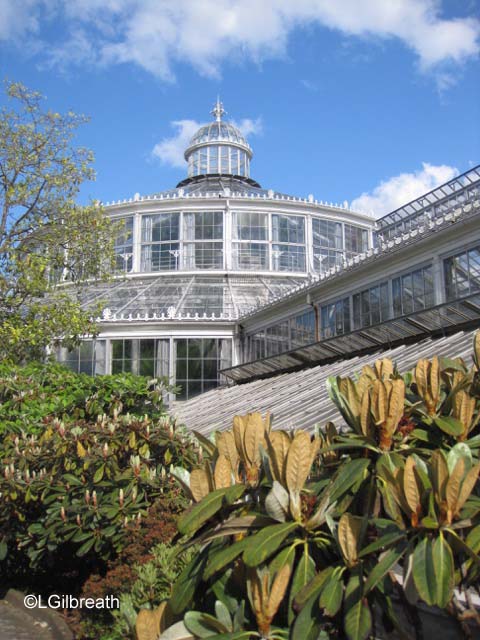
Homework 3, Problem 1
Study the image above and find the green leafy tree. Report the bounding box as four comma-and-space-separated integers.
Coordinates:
0, 80, 116, 361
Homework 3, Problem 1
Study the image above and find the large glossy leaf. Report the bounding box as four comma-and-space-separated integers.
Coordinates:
364, 546, 406, 594
177, 485, 245, 536
358, 530, 406, 557
184, 611, 229, 638
344, 574, 371, 640
243, 522, 297, 567
319, 567, 344, 617
288, 548, 316, 624
412, 538, 436, 605
447, 442, 473, 474
204, 538, 249, 580
169, 551, 207, 615
434, 416, 464, 437
432, 535, 454, 608
290, 592, 322, 640
329, 459, 370, 504
293, 567, 333, 610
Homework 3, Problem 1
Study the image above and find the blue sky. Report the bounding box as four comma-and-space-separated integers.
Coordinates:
0, 0, 479, 216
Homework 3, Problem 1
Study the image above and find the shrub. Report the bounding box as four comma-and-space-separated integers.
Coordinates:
0, 361, 196, 572
67, 495, 188, 640
146, 333, 480, 640
0, 361, 169, 435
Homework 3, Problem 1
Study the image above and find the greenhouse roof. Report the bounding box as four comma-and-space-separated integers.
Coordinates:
73, 274, 306, 322
171, 327, 478, 435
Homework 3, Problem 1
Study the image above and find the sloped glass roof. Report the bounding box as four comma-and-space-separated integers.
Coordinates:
71, 274, 307, 321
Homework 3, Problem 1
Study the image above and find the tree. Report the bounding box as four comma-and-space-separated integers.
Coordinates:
0, 80, 116, 361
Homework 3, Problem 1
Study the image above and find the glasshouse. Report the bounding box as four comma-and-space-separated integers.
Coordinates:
56, 100, 480, 407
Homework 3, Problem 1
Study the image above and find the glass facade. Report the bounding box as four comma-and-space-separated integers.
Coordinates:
272, 214, 306, 272
57, 341, 106, 376
345, 224, 369, 258
444, 245, 480, 301
114, 216, 133, 273
392, 265, 434, 316
174, 338, 232, 400
184, 211, 223, 269
112, 212, 370, 276
320, 298, 350, 339
141, 213, 180, 271
353, 282, 389, 329
60, 337, 232, 401
312, 219, 343, 274
188, 145, 250, 178
290, 310, 316, 348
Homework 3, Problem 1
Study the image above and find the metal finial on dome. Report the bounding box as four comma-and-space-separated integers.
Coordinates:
211, 97, 226, 122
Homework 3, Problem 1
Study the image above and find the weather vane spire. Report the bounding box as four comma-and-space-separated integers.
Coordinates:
211, 96, 226, 122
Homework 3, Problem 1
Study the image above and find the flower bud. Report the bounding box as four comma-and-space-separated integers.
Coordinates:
85, 489, 90, 504
119, 488, 124, 507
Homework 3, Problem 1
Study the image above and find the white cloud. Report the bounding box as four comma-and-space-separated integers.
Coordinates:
152, 120, 201, 168
231, 117, 263, 137
0, 1, 478, 80
351, 162, 458, 216
151, 115, 262, 168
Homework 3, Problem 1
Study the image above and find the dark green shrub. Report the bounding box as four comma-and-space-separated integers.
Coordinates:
67, 495, 187, 640
0, 405, 198, 576
0, 361, 169, 435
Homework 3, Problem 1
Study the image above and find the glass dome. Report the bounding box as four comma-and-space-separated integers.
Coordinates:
184, 100, 253, 180
189, 121, 249, 147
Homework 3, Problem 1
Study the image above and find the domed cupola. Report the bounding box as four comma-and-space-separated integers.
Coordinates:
183, 99, 253, 181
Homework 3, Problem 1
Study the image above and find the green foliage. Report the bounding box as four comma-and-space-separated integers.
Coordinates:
0, 365, 198, 575
0, 361, 168, 434
153, 333, 480, 640
100, 543, 197, 640
0, 80, 116, 361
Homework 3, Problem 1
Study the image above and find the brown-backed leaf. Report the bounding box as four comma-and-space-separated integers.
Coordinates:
446, 457, 465, 516
267, 430, 291, 484
286, 431, 313, 493
214, 454, 232, 489
403, 456, 420, 514
338, 513, 362, 566
190, 468, 211, 502
456, 463, 480, 514
267, 562, 292, 619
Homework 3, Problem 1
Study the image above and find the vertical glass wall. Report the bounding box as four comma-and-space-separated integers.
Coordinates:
183, 211, 223, 269
59, 337, 232, 401
392, 265, 434, 315
57, 341, 107, 376
353, 282, 389, 329
174, 338, 232, 400
312, 219, 343, 274
290, 310, 316, 348
345, 224, 369, 258
272, 214, 306, 272
247, 309, 315, 359
444, 245, 480, 301
111, 339, 169, 377
232, 212, 269, 270
114, 217, 134, 273
141, 213, 180, 271
187, 146, 250, 178
113, 210, 371, 275
320, 298, 350, 339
